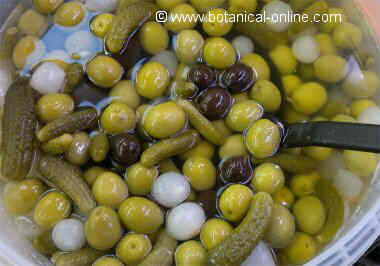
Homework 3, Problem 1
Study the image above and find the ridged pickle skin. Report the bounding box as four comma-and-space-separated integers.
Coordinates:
140, 130, 201, 168
38, 154, 96, 215
137, 230, 178, 266
106, 0, 158, 53
2, 78, 37, 180
37, 108, 98, 142
208, 192, 273, 266
54, 248, 106, 266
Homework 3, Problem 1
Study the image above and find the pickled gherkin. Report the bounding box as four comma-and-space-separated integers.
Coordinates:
38, 154, 96, 215
2, 78, 37, 180
140, 130, 201, 167
138, 230, 178, 266
208, 192, 273, 266
53, 248, 105, 266
106, 0, 158, 53
37, 108, 98, 142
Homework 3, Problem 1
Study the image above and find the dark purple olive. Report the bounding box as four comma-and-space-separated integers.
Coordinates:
220, 63, 256, 93
188, 64, 217, 90
198, 190, 218, 218
218, 156, 254, 184
196, 87, 233, 120
110, 133, 142, 167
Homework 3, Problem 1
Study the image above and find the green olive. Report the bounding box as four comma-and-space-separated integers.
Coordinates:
343, 150, 378, 177
90, 13, 115, 39
12, 35, 39, 69
175, 30, 205, 64
241, 53, 270, 80
315, 33, 337, 56
218, 184, 253, 222
165, 4, 198, 32
18, 9, 48, 37
219, 134, 248, 160
273, 187, 295, 209
118, 197, 164, 234
351, 99, 377, 118
110, 80, 141, 109
4, 179, 46, 215
282, 105, 309, 124
290, 171, 321, 197
83, 166, 107, 187
92, 172, 129, 208
203, 37, 236, 69
232, 92, 250, 103
140, 22, 169, 55
343, 71, 380, 99
34, 192, 72, 229
226, 100, 264, 132
202, 8, 233, 37
180, 140, 215, 161
290, 82, 327, 115
303, 146, 333, 161
250, 80, 282, 113
87, 55, 124, 88
293, 196, 326, 235
32, 230, 57, 256
33, 0, 63, 14
136, 62, 170, 99
65, 132, 91, 166
101, 103, 137, 134
64, 63, 84, 93
93, 256, 124, 266
200, 218, 233, 250
245, 119, 281, 159
333, 22, 362, 49
297, 63, 315, 81
314, 55, 348, 83
89, 133, 110, 163
157, 0, 187, 10
182, 156, 216, 191
116, 234, 152, 265
54, 2, 86, 27
319, 8, 346, 33
280, 232, 317, 265
229, 0, 257, 14
264, 203, 296, 248
269, 45, 298, 75
251, 163, 285, 194
85, 206, 123, 251
126, 163, 159, 196
175, 240, 208, 266
190, 0, 226, 13
143, 101, 186, 139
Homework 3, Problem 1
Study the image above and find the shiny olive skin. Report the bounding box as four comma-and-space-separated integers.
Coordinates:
188, 64, 217, 90
220, 63, 256, 93
110, 134, 142, 167
196, 87, 233, 121
218, 156, 254, 184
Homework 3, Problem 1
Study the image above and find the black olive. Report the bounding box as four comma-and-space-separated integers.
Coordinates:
218, 156, 254, 184
110, 133, 142, 167
198, 190, 218, 218
188, 64, 217, 90
196, 87, 233, 121
220, 63, 256, 93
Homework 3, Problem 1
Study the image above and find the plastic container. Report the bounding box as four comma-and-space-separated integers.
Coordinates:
0, 0, 379, 265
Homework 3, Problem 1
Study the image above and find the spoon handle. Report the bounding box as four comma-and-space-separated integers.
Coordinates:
283, 122, 380, 153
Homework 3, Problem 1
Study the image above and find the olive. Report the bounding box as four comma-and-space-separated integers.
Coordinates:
110, 134, 142, 167
218, 156, 254, 184
196, 87, 233, 121
197, 190, 218, 218
220, 63, 256, 93
188, 64, 217, 90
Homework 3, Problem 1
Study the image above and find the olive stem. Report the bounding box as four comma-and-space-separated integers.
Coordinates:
282, 122, 380, 153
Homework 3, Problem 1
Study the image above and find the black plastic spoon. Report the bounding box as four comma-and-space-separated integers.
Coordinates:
281, 121, 380, 153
